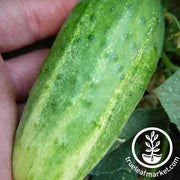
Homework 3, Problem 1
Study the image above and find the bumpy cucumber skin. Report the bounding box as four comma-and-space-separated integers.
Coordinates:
13, 0, 164, 180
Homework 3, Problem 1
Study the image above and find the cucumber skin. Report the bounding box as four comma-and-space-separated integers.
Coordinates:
13, 0, 164, 180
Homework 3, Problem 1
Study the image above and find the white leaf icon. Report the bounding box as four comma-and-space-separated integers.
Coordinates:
145, 142, 151, 148
154, 148, 160, 152
151, 131, 155, 137
155, 141, 160, 147
145, 135, 150, 141
145, 148, 151, 152
154, 134, 159, 141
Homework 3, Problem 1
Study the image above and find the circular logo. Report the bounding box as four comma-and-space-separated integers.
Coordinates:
132, 127, 173, 169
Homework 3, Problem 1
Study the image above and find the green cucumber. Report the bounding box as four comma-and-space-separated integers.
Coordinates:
13, 0, 164, 180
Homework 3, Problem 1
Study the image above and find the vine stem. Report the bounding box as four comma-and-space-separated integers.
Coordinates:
161, 52, 180, 72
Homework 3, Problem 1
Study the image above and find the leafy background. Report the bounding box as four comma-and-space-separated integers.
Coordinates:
2, 0, 180, 179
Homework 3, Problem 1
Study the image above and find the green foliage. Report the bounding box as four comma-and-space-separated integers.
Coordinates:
164, 12, 180, 56
161, 4, 180, 77
120, 109, 169, 139
154, 70, 180, 130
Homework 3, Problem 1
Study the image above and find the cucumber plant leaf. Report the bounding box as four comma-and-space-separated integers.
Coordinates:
120, 109, 169, 139
154, 70, 180, 130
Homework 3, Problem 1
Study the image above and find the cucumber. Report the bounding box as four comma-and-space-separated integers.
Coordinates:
13, 0, 164, 180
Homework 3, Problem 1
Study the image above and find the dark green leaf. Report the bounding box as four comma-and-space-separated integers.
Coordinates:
91, 170, 135, 180
120, 109, 169, 139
